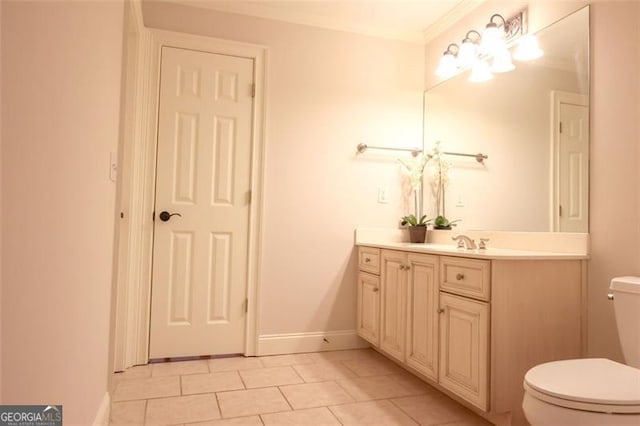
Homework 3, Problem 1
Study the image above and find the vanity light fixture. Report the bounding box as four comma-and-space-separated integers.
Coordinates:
513, 34, 544, 61
458, 30, 481, 68
435, 43, 460, 78
434, 9, 539, 82
491, 48, 515, 73
481, 14, 508, 56
469, 59, 494, 83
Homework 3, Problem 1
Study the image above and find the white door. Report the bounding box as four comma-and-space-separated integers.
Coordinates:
558, 103, 589, 232
149, 46, 254, 359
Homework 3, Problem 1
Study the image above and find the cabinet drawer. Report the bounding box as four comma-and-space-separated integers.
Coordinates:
359, 247, 380, 274
440, 256, 491, 301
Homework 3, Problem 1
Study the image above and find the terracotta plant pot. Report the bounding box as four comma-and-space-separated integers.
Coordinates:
408, 225, 427, 243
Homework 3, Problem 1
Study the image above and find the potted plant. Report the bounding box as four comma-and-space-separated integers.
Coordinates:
401, 214, 432, 243
433, 215, 461, 230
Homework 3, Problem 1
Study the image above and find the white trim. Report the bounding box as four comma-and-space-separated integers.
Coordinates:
112, 0, 155, 371
91, 393, 110, 426
113, 25, 267, 369
258, 330, 370, 356
550, 91, 589, 232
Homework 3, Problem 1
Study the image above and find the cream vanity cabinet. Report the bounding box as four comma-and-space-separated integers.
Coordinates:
356, 245, 584, 423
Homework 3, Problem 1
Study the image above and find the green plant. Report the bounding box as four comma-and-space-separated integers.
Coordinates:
401, 214, 431, 227
433, 215, 460, 229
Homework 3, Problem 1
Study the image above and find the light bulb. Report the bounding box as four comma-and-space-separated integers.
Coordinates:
469, 59, 494, 83
481, 23, 506, 56
491, 48, 515, 73
435, 52, 458, 78
514, 35, 544, 61
458, 40, 478, 69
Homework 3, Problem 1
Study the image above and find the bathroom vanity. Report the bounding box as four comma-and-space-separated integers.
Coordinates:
356, 233, 588, 425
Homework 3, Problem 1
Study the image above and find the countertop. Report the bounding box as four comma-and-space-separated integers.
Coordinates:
357, 241, 589, 260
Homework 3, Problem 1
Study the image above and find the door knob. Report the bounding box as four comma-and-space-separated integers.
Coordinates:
159, 211, 182, 222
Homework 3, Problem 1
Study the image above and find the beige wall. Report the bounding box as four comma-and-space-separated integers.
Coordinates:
142, 2, 425, 335
424, 1, 640, 361
588, 0, 640, 361
1, 1, 124, 423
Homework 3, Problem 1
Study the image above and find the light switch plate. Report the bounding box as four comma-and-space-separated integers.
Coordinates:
378, 186, 389, 204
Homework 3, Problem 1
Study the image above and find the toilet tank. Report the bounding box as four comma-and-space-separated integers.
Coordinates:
610, 276, 640, 368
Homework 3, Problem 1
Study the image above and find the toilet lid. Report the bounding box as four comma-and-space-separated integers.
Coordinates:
524, 359, 640, 414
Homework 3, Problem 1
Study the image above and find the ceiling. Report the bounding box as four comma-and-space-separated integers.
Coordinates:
178, 0, 485, 43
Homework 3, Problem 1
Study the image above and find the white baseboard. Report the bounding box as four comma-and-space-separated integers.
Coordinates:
257, 330, 370, 356
92, 392, 110, 426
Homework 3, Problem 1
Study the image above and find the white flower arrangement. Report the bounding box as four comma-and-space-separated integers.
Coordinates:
425, 141, 451, 217
399, 154, 429, 219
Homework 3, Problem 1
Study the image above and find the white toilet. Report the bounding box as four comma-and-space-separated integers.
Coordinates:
523, 276, 640, 425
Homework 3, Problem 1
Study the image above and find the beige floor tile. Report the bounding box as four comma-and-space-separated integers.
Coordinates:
110, 400, 146, 425
116, 365, 153, 380
279, 381, 354, 409
309, 349, 374, 363
337, 375, 428, 402
208, 357, 263, 373
182, 371, 245, 395
112, 365, 153, 390
239, 366, 303, 388
259, 353, 315, 367
185, 416, 262, 426
293, 361, 357, 383
217, 387, 291, 418
329, 400, 418, 425
112, 376, 181, 402
391, 393, 486, 426
152, 360, 209, 377
145, 393, 220, 426
261, 407, 341, 425
342, 356, 405, 377
389, 373, 435, 395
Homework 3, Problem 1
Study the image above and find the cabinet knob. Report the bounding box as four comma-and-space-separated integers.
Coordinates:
399, 265, 405, 270
456, 273, 465, 280
437, 308, 445, 314
364, 257, 371, 263
405, 265, 411, 271
373, 287, 379, 292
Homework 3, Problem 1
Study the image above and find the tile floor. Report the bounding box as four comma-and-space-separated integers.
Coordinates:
110, 348, 492, 426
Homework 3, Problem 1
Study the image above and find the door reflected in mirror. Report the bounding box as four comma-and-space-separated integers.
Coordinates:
423, 6, 589, 233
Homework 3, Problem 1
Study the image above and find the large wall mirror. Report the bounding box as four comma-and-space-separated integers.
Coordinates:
423, 6, 589, 232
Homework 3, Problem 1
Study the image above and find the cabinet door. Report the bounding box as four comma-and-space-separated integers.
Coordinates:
357, 272, 380, 345
439, 292, 489, 411
406, 254, 439, 381
380, 250, 407, 362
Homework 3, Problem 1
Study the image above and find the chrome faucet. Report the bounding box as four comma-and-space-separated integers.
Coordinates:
452, 234, 477, 250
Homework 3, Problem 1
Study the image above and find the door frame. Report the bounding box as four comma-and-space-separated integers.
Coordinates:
112, 1, 267, 371
549, 90, 589, 232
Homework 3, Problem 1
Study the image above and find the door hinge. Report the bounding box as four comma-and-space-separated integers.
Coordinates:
251, 83, 256, 98
245, 298, 249, 313
247, 190, 252, 204
559, 121, 563, 133
559, 205, 563, 217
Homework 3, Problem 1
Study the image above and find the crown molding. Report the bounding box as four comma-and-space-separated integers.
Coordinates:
422, 0, 486, 44
179, 0, 426, 43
